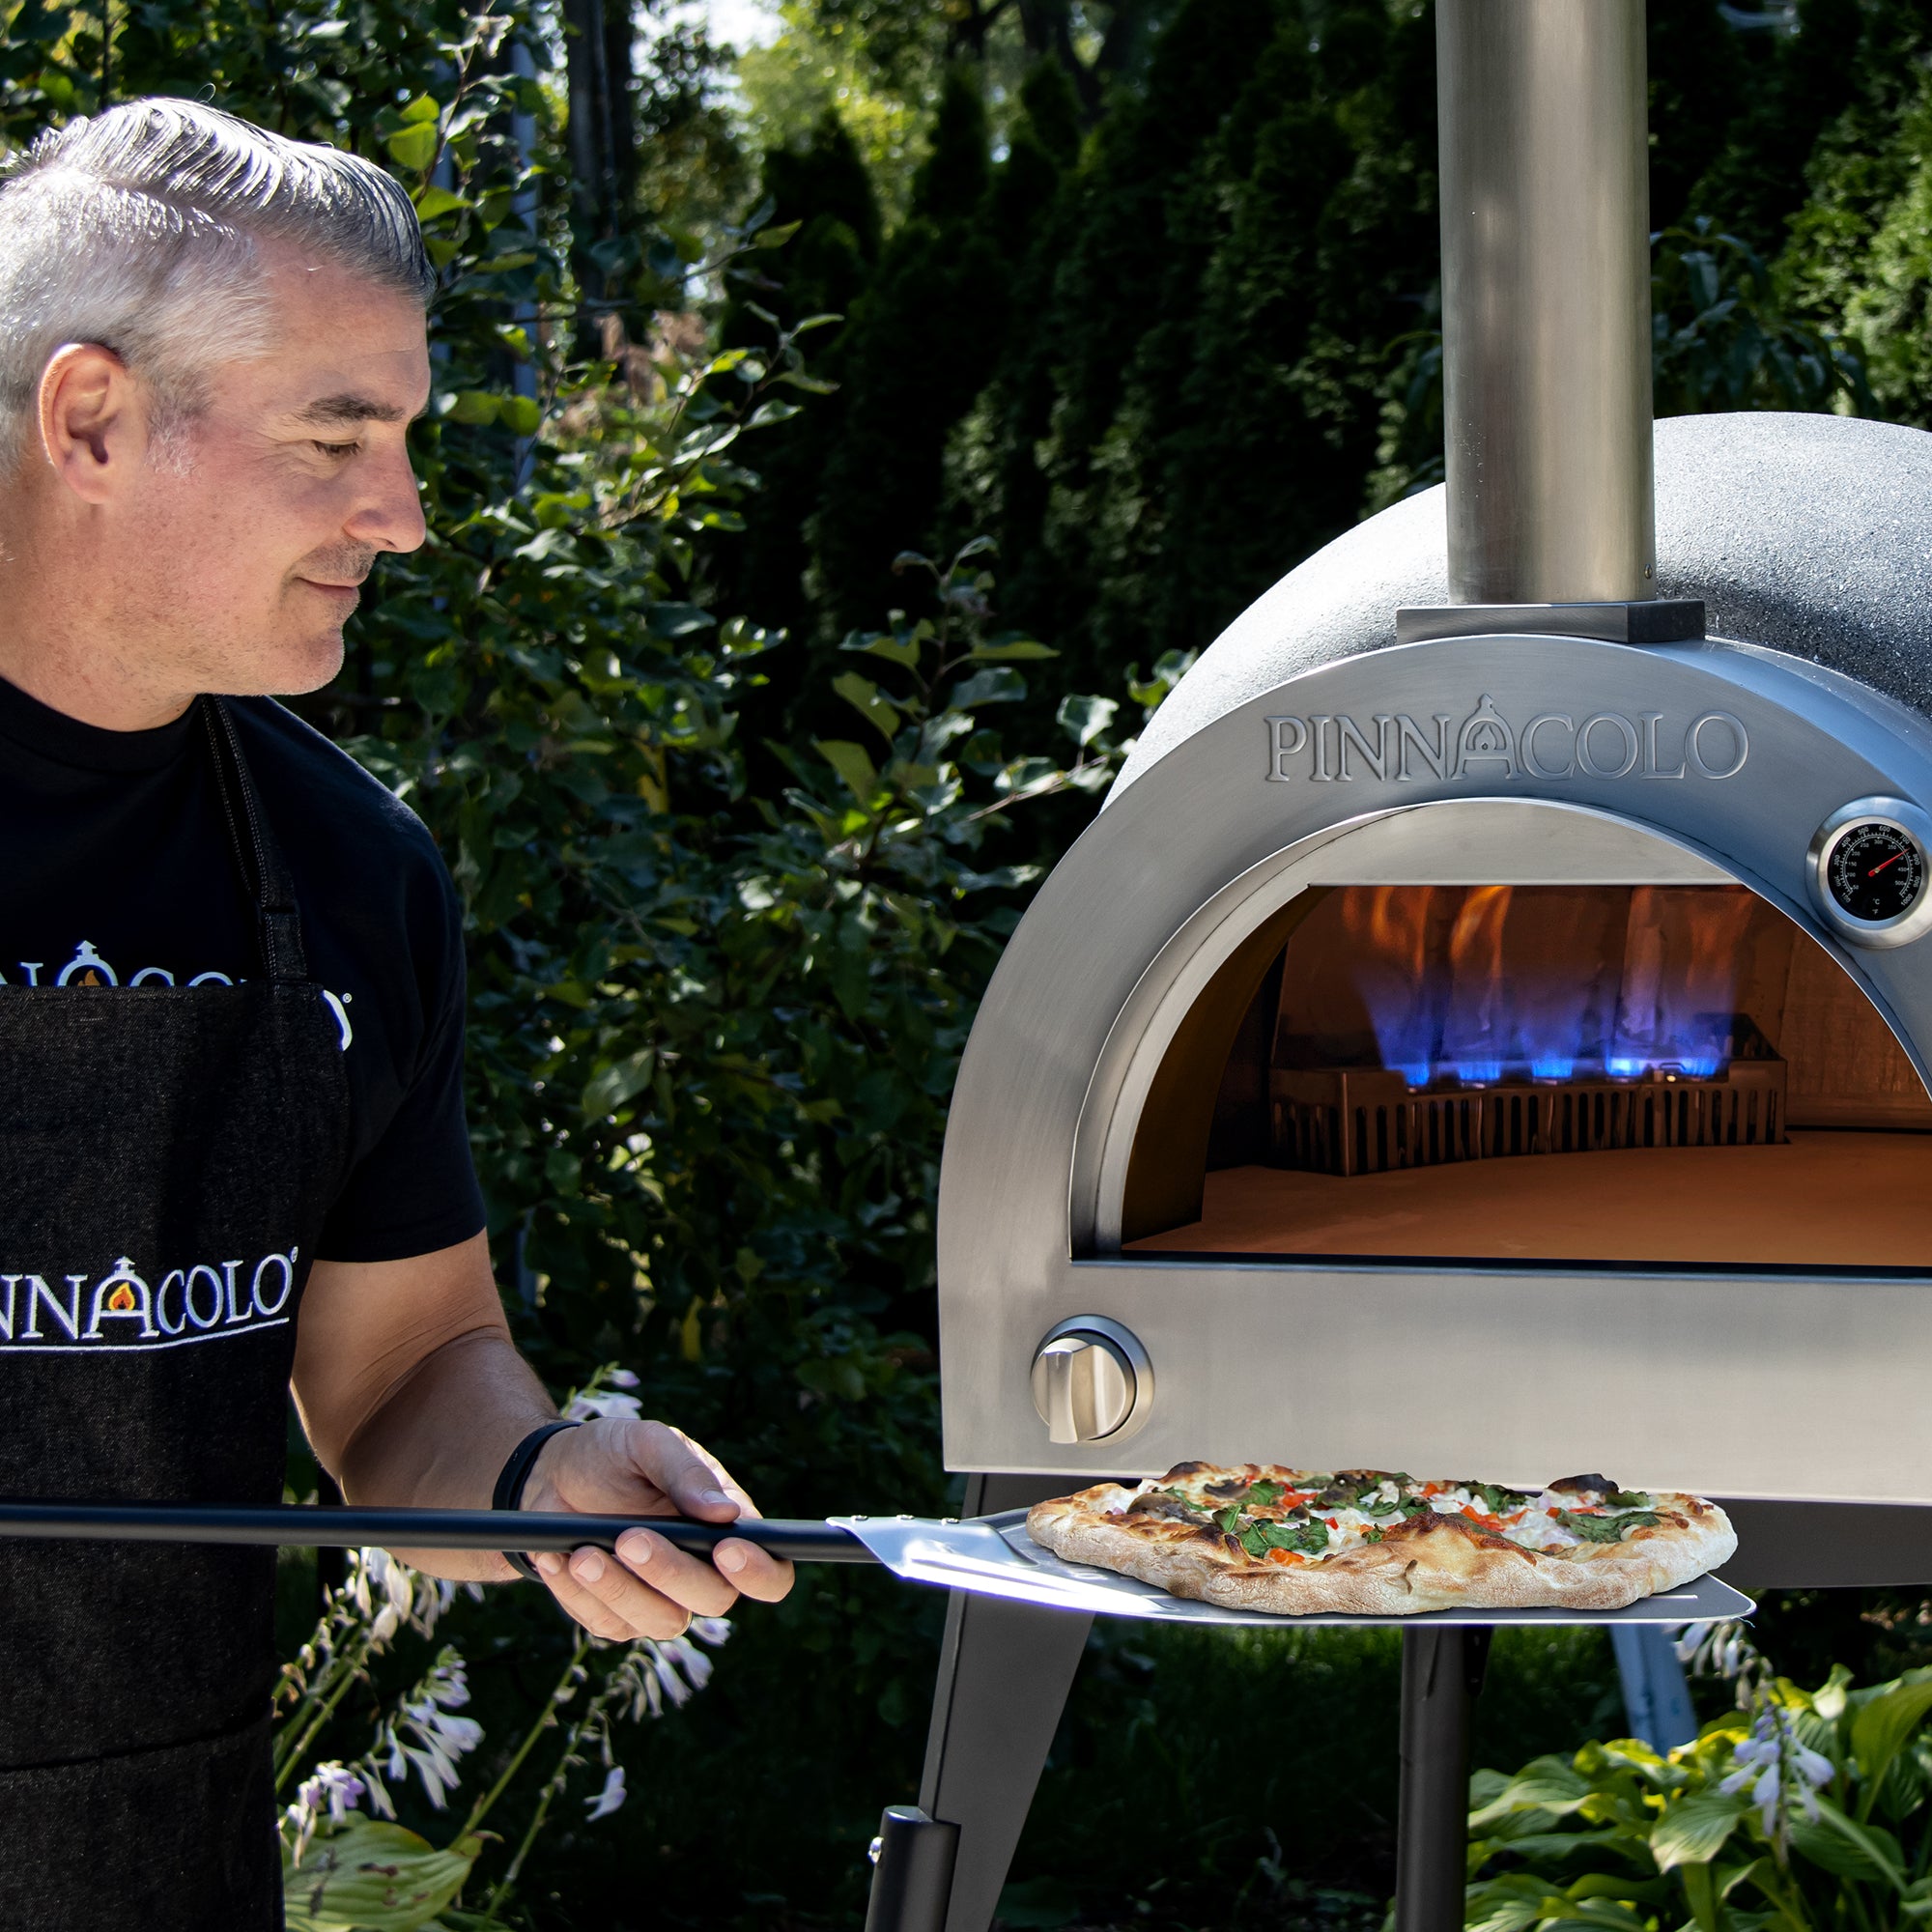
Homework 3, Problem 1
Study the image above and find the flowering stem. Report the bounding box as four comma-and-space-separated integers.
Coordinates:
274, 1634, 376, 1791
471, 1678, 617, 1930
469, 1750, 567, 1929
460, 1635, 590, 1838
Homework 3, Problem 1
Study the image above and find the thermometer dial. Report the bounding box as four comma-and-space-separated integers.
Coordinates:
1828, 821, 1926, 923
1809, 798, 1932, 948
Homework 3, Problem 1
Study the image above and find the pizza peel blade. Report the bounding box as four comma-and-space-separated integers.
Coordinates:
833, 1511, 1756, 1626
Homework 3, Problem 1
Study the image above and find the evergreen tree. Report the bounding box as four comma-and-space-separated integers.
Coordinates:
718, 109, 885, 652
810, 67, 1010, 633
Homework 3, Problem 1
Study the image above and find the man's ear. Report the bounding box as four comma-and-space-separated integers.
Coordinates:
37, 343, 144, 503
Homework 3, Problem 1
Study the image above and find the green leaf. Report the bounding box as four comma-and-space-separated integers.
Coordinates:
1851, 1678, 1932, 1793
647, 604, 718, 639
412, 185, 469, 222
970, 639, 1058, 661
1790, 1818, 1887, 1882
951, 667, 1026, 709
1057, 693, 1118, 747
832, 671, 903, 744
1804, 1796, 1907, 1889
1558, 1510, 1661, 1543
1650, 1793, 1746, 1870
442, 391, 499, 426
582, 1049, 656, 1120
840, 631, 923, 669
283, 1822, 482, 1931
498, 394, 542, 437
1470, 1758, 1593, 1828
815, 739, 879, 804
385, 122, 440, 174
753, 219, 802, 249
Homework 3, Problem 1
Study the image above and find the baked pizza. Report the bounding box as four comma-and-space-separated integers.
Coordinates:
1026, 1464, 1736, 1614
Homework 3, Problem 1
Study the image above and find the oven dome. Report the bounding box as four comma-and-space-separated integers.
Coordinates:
1116, 412, 1932, 795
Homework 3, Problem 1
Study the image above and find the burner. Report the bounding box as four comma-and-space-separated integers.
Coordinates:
1268, 1025, 1787, 1179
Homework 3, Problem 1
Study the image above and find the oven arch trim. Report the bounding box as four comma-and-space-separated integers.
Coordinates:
1068, 798, 1931, 1256
1070, 798, 1763, 1254
935, 632, 1932, 1482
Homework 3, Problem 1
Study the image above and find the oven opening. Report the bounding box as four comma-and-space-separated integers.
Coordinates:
1120, 883, 1932, 1267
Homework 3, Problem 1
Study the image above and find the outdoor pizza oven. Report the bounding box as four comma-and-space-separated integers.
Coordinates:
866, 8, 1932, 1932
934, 0, 1932, 1515
937, 472, 1932, 1499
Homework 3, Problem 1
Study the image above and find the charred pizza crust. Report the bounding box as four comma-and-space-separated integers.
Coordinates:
1026, 1463, 1736, 1615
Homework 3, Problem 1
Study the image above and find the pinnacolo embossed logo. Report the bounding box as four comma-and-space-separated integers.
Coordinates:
1264, 695, 1749, 784
0, 1249, 300, 1352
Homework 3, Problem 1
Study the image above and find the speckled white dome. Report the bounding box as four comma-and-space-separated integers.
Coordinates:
1113, 412, 1932, 796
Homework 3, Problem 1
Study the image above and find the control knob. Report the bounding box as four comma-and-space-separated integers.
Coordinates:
1028, 1316, 1153, 1444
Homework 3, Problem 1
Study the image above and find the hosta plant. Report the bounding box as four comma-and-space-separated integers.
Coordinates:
1465, 1624, 1932, 1932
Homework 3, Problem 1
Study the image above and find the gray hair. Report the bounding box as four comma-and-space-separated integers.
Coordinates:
0, 98, 434, 467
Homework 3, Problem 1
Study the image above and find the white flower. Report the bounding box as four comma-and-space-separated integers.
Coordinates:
564, 1388, 645, 1422
285, 1761, 365, 1865
649, 1645, 696, 1708
359, 1649, 484, 1812
608, 1370, 640, 1388
583, 1766, 627, 1819
668, 1636, 715, 1694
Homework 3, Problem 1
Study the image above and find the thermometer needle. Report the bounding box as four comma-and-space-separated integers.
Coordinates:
1871, 852, 1906, 875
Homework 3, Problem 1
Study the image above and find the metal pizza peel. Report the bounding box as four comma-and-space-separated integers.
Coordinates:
0, 1497, 1748, 1626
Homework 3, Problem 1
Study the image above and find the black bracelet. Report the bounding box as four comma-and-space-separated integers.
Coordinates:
493, 1419, 580, 1582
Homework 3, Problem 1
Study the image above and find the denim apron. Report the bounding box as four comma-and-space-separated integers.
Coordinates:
0, 696, 350, 1926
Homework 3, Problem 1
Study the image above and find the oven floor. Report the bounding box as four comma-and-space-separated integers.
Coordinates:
1127, 1131, 1932, 1266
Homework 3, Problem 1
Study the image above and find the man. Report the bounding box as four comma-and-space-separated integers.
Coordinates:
0, 99, 792, 1925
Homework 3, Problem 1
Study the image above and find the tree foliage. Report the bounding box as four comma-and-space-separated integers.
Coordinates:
0, 0, 1144, 1921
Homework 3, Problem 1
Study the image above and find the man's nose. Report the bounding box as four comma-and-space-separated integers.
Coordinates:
346, 442, 428, 555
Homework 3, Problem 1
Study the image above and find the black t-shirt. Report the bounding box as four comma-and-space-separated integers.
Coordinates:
0, 674, 485, 1263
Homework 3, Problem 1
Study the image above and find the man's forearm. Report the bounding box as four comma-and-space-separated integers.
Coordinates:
332, 1326, 556, 1579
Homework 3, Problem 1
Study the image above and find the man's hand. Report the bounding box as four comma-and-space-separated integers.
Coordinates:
294, 1234, 797, 1629
516, 1418, 794, 1640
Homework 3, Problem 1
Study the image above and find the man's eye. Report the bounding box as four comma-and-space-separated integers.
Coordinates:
313, 440, 361, 460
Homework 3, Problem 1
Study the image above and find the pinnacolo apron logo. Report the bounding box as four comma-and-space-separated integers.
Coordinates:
1263, 695, 1750, 784
0, 1249, 300, 1351
0, 942, 355, 1049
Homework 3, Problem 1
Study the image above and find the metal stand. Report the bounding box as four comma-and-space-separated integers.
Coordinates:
864, 1476, 1094, 1932
864, 1806, 960, 1932
1394, 1625, 1491, 1932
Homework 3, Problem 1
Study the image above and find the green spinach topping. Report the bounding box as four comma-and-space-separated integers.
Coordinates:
1243, 1479, 1286, 1509
1559, 1509, 1662, 1544
1478, 1484, 1532, 1514
1237, 1517, 1331, 1560
1604, 1490, 1654, 1510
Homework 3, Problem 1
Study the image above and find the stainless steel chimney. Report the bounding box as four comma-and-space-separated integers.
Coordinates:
1436, 0, 1655, 605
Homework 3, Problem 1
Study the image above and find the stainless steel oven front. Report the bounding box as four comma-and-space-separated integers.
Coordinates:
937, 415, 1932, 1504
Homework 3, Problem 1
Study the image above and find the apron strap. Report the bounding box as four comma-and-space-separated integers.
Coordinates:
198, 696, 310, 985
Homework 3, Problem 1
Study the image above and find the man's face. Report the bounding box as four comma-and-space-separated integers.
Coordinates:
102, 244, 432, 701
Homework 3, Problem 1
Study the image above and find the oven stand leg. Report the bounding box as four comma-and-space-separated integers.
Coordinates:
1395, 1624, 1492, 1932
864, 1475, 1094, 1932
